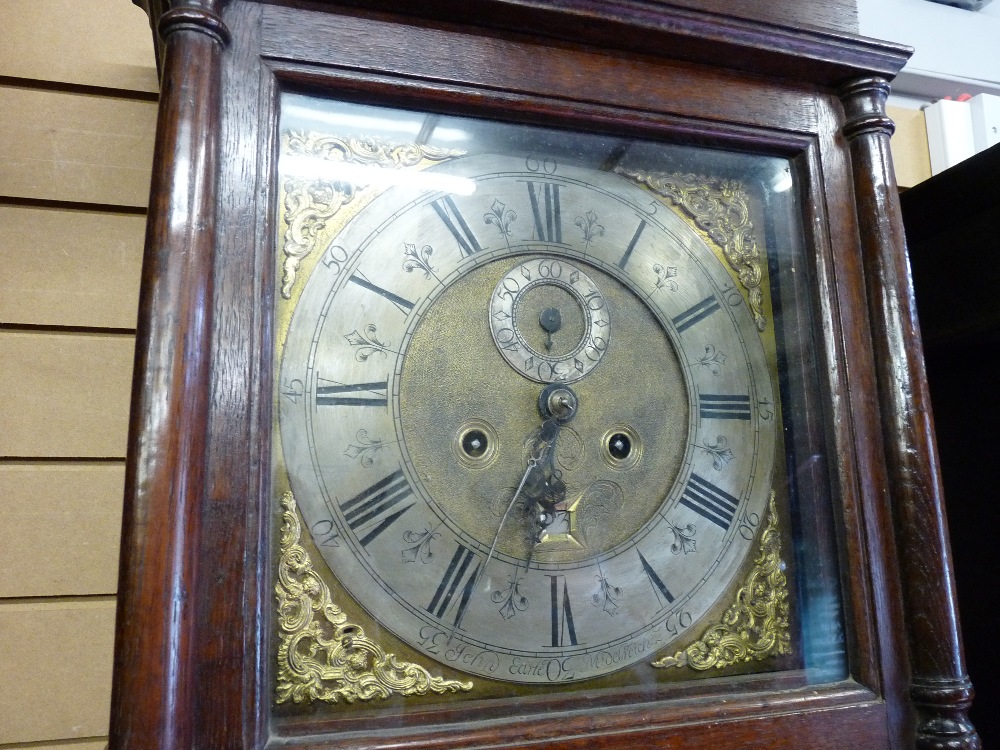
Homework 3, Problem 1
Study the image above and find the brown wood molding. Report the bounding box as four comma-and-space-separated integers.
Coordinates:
293, 0, 909, 85
839, 76, 980, 750
109, 1, 229, 747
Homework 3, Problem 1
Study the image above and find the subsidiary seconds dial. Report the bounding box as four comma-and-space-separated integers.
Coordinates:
490, 258, 610, 383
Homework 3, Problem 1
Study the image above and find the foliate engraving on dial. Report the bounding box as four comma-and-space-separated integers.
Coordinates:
652, 263, 678, 293
574, 210, 605, 248
489, 258, 610, 383
615, 168, 767, 331
484, 198, 517, 245
343, 428, 386, 468
592, 567, 624, 617
402, 243, 436, 280
667, 521, 698, 554
344, 324, 393, 361
274, 491, 473, 703
695, 435, 735, 470
492, 575, 529, 620
651, 493, 790, 670
401, 525, 440, 564
693, 344, 726, 376
279, 131, 463, 299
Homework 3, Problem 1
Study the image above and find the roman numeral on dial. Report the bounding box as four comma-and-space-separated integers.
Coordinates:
341, 469, 415, 547
548, 575, 579, 647
638, 549, 675, 605
617, 219, 647, 269
527, 181, 562, 243
427, 542, 480, 625
680, 473, 739, 529
432, 196, 484, 257
699, 393, 751, 420
672, 295, 721, 333
316, 379, 388, 407
348, 271, 415, 314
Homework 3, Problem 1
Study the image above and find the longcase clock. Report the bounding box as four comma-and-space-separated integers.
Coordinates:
111, 1, 980, 748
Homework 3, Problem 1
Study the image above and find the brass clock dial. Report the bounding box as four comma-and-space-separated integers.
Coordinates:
278, 151, 777, 684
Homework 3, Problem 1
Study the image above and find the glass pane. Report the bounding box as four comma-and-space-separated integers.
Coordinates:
269, 91, 847, 732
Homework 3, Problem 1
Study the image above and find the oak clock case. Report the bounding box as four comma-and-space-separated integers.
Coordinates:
271, 95, 844, 716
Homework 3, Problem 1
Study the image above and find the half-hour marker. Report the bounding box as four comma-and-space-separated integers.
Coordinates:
527, 181, 562, 243
699, 393, 752, 420
637, 550, 675, 605
672, 295, 721, 333
617, 219, 647, 269
428, 542, 480, 624
432, 196, 484, 257
341, 469, 415, 547
348, 271, 415, 314
547, 575, 579, 647
680, 473, 739, 529
316, 379, 388, 408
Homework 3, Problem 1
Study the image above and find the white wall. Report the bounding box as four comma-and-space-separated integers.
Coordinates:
858, 0, 1000, 99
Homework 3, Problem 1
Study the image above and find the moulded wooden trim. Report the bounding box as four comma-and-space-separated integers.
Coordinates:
263, 5, 822, 137
0, 331, 134, 458
0, 205, 144, 329
0, 86, 157, 208
0, 598, 117, 745
261, 0, 900, 85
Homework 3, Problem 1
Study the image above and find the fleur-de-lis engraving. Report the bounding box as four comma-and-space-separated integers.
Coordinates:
345, 323, 392, 361
695, 344, 726, 376
491, 575, 529, 620
574, 210, 605, 248
484, 199, 516, 245
343, 428, 385, 468
668, 521, 698, 555
592, 572, 623, 616
697, 435, 735, 470
653, 263, 678, 292
402, 242, 435, 279
401, 526, 440, 564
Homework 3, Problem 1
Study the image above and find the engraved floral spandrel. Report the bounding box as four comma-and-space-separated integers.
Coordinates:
345, 324, 394, 361
274, 491, 473, 703
492, 575, 529, 620
696, 435, 735, 470
402, 243, 436, 280
343, 429, 386, 468
484, 199, 517, 245
401, 525, 441, 564
575, 210, 605, 249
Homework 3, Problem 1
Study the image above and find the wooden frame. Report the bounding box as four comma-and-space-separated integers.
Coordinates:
113, 2, 978, 748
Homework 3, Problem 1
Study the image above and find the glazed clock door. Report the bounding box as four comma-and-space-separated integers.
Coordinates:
269, 94, 840, 717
